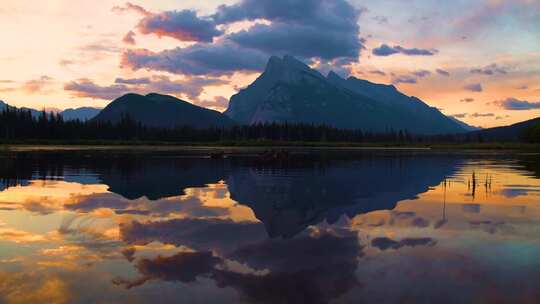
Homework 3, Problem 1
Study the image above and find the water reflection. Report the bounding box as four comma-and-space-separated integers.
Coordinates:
0, 151, 539, 303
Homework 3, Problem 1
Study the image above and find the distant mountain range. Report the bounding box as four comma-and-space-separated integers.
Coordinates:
225, 55, 471, 135
468, 117, 540, 141
60, 107, 101, 121
4, 56, 538, 139
1, 99, 100, 121
92, 93, 234, 129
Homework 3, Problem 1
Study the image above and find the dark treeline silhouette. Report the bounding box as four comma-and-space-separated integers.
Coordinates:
1, 107, 537, 143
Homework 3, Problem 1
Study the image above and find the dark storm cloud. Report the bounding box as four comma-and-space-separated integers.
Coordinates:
371, 237, 436, 251
470, 63, 508, 76
372, 44, 438, 56
493, 98, 540, 110
464, 83, 483, 92
121, 43, 268, 76
436, 69, 450, 76
137, 10, 223, 42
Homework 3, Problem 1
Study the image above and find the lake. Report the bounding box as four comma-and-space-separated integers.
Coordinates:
0, 148, 539, 303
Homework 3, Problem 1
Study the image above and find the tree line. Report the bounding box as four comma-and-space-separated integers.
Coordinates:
1, 106, 538, 143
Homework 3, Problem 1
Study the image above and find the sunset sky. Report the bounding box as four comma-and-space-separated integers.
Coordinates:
0, 0, 539, 128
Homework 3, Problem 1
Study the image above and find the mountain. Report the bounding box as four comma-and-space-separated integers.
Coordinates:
447, 116, 481, 131
469, 117, 540, 141
61, 107, 101, 121
1, 100, 99, 121
92, 93, 234, 129
225, 55, 466, 135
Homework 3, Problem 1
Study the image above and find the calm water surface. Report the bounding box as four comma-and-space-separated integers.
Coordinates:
0, 150, 539, 303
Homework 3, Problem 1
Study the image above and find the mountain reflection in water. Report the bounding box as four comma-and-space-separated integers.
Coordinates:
0, 150, 539, 303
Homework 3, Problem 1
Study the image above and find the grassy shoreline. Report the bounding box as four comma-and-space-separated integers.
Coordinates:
1, 140, 540, 152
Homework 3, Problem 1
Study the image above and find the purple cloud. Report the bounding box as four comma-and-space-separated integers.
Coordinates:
493, 98, 540, 110
369, 70, 386, 76
392, 75, 417, 84
470, 112, 494, 118
114, 77, 151, 85
372, 44, 438, 56
65, 76, 227, 100
123, 31, 136, 45
121, 42, 268, 76
137, 10, 223, 43
412, 70, 431, 78
222, 0, 363, 60
64, 79, 129, 100
436, 69, 450, 76
464, 83, 483, 92
470, 63, 508, 75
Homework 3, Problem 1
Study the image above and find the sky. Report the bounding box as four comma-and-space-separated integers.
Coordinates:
0, 0, 539, 128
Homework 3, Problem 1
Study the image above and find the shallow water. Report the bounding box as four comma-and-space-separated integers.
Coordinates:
0, 150, 539, 303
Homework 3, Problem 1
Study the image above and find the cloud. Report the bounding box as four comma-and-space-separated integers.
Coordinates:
79, 42, 120, 54
470, 112, 494, 118
120, 218, 267, 254
64, 79, 129, 100
460, 98, 475, 103
112, 2, 150, 16
372, 15, 388, 25
115, 231, 363, 303
228, 22, 360, 60
119, 0, 364, 75
220, 0, 362, 61
65, 76, 226, 100
20, 76, 54, 94
59, 59, 75, 67
114, 77, 150, 85
122, 31, 136, 45
436, 69, 450, 76
493, 98, 540, 110
137, 10, 223, 43
113, 251, 222, 288
464, 83, 483, 92
517, 85, 528, 90
392, 75, 417, 84
372, 44, 438, 56
470, 63, 508, 75
451, 113, 467, 118
412, 70, 431, 78
195, 96, 229, 110
371, 237, 436, 251
369, 70, 386, 76
121, 43, 268, 76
